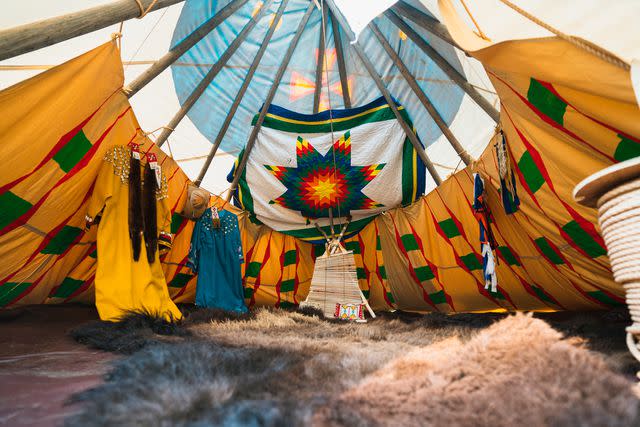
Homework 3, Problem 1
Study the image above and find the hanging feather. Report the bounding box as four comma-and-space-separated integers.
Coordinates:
494, 130, 520, 214
481, 243, 497, 292
128, 144, 143, 261
473, 173, 498, 293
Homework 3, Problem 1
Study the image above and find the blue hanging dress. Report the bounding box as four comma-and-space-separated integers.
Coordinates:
187, 207, 248, 313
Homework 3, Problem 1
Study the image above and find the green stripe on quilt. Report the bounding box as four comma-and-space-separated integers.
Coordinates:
256, 105, 411, 133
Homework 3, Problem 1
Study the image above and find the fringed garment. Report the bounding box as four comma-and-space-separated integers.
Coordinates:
86, 144, 181, 321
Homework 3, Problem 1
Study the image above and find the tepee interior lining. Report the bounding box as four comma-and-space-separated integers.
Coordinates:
0, 0, 638, 314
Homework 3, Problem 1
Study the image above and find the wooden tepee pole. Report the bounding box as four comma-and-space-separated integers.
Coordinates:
325, 1, 442, 185
390, 1, 460, 49
386, 9, 500, 123
312, 5, 328, 114
0, 0, 185, 62
369, 21, 472, 165
194, 0, 290, 185
353, 43, 442, 185
124, 0, 248, 97
155, 0, 273, 148
329, 9, 351, 108
225, 4, 316, 202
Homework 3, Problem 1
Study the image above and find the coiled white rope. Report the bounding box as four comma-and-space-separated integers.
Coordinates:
597, 178, 640, 362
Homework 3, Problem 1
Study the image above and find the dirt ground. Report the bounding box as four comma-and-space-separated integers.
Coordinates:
0, 305, 114, 427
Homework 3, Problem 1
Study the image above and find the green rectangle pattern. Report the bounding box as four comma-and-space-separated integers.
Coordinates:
534, 237, 565, 265
527, 78, 567, 125
280, 279, 295, 293
518, 151, 545, 194
245, 262, 262, 278
439, 218, 461, 238
0, 191, 32, 230
53, 130, 92, 173
0, 282, 31, 307
52, 277, 84, 298
41, 226, 83, 255
460, 253, 482, 271
401, 234, 419, 251
562, 221, 606, 258
283, 250, 297, 266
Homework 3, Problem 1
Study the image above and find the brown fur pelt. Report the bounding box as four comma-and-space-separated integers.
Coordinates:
128, 154, 142, 261
70, 310, 188, 355
315, 314, 639, 427
66, 309, 640, 426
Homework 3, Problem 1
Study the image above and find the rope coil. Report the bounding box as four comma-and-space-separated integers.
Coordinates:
597, 178, 640, 362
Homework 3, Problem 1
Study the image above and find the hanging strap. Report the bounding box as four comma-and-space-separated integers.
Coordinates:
458, 0, 490, 41
133, 0, 160, 19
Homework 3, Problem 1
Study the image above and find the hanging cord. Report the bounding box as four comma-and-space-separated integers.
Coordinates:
165, 138, 175, 159
210, 185, 233, 210
111, 21, 125, 50
320, 0, 343, 235
125, 5, 169, 71
458, 0, 491, 41
143, 125, 174, 137
319, 2, 367, 314
2, 255, 55, 296
596, 179, 640, 363
497, 0, 630, 71
134, 0, 160, 19
320, 0, 341, 312
143, 126, 175, 157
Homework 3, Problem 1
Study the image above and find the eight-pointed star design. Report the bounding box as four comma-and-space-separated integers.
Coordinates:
265, 131, 385, 219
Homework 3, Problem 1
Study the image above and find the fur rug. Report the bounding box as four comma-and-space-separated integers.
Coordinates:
67, 309, 640, 426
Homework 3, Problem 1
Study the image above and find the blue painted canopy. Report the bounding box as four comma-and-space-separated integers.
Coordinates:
171, 0, 468, 158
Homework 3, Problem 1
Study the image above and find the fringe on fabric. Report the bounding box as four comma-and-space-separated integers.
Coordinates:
473, 173, 498, 293
143, 161, 158, 263
129, 144, 143, 261
128, 144, 161, 264
494, 129, 520, 215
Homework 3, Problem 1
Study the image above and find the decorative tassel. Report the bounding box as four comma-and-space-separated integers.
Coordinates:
481, 242, 497, 293
473, 173, 498, 292
495, 130, 520, 214
473, 172, 485, 211
211, 206, 221, 228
